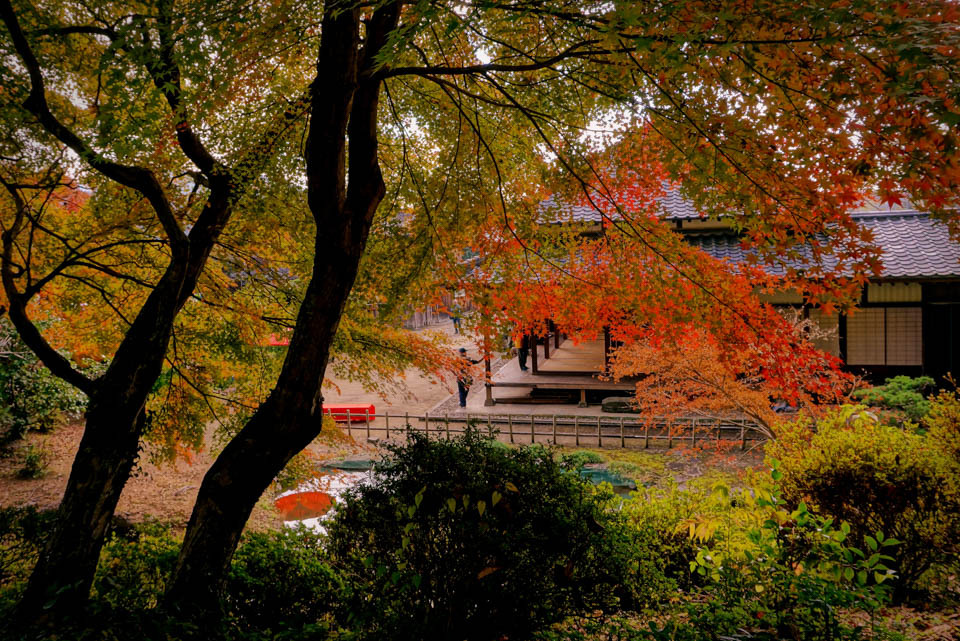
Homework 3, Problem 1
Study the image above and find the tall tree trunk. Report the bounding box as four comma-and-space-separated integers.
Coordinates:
164, 1, 399, 615
12, 252, 208, 620
15, 404, 144, 617
11, 185, 231, 620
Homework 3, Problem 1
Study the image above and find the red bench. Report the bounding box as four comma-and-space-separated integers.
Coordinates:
323, 404, 376, 422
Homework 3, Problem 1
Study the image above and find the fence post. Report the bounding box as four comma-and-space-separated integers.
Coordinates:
620, 416, 625, 449
574, 415, 579, 447
385, 413, 390, 439
740, 420, 746, 451
668, 422, 673, 449
487, 413, 493, 436
365, 409, 371, 441
644, 421, 650, 449
552, 415, 557, 444
508, 414, 514, 444
596, 417, 601, 448
346, 409, 352, 437
530, 415, 535, 444
425, 411, 429, 437
691, 418, 697, 448
445, 413, 451, 440
405, 411, 409, 439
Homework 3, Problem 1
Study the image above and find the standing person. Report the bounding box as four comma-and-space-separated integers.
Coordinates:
456, 347, 480, 408
515, 333, 529, 371
451, 305, 462, 334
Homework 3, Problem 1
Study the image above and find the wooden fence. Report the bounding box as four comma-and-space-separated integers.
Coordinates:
329, 410, 766, 450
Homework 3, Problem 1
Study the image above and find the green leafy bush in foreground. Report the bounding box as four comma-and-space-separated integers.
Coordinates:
685, 479, 897, 640
326, 428, 662, 641
769, 405, 960, 599
1, 510, 341, 641
538, 469, 902, 641
225, 526, 342, 633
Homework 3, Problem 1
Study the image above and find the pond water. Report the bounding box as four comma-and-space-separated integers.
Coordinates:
274, 470, 369, 530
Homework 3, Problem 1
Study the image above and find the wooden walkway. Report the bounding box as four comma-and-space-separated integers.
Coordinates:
537, 338, 604, 373
488, 337, 631, 406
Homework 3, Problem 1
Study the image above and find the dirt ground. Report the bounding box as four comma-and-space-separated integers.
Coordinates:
0, 320, 472, 531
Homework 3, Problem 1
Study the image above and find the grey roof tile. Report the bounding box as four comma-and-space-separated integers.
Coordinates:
684, 211, 960, 279
541, 190, 960, 278
541, 185, 702, 223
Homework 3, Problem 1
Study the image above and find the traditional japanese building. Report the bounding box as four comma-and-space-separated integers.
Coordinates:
487, 195, 960, 405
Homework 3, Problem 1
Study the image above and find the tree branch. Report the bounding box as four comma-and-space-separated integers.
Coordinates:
0, 179, 96, 395
0, 0, 188, 254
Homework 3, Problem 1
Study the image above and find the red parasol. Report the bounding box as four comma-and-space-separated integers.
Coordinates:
274, 491, 334, 521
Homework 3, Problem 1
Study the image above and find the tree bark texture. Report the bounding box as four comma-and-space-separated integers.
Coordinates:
164, 1, 399, 615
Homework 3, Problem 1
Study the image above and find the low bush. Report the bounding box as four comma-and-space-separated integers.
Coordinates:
560, 449, 606, 468
225, 527, 341, 633
851, 375, 935, 424
686, 478, 897, 641
769, 406, 960, 598
326, 428, 659, 641
537, 472, 902, 641
619, 482, 714, 591
15, 442, 51, 479
93, 522, 180, 610
926, 387, 960, 463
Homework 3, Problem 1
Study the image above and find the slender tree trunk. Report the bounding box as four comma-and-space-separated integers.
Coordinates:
15, 403, 144, 617
12, 209, 227, 621
164, 1, 399, 615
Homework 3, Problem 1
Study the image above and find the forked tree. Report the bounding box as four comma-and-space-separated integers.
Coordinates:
2, 0, 958, 622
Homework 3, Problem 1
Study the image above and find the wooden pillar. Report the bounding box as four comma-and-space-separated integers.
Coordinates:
554, 320, 560, 349
483, 333, 495, 406
484, 358, 495, 406
543, 324, 550, 360
530, 331, 539, 373
603, 326, 611, 370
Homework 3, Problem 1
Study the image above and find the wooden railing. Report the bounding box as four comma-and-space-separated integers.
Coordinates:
328, 410, 766, 450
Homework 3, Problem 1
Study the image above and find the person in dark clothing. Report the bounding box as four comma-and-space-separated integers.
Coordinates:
456, 347, 481, 407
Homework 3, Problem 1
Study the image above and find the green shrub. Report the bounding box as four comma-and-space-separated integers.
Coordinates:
326, 429, 657, 641
619, 482, 713, 591
769, 407, 960, 598
560, 449, 606, 468
93, 522, 180, 610
926, 388, 960, 463
0, 319, 86, 449
686, 475, 897, 641
225, 527, 341, 633
16, 442, 51, 479
0, 506, 57, 601
851, 375, 935, 423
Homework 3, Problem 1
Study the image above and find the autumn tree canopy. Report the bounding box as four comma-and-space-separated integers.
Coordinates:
2, 0, 959, 624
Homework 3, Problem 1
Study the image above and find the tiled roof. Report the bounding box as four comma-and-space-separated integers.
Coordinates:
685, 211, 960, 280
541, 185, 701, 223
856, 211, 960, 279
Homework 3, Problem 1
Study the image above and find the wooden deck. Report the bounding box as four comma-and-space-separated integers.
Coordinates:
537, 338, 605, 374
489, 337, 632, 406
